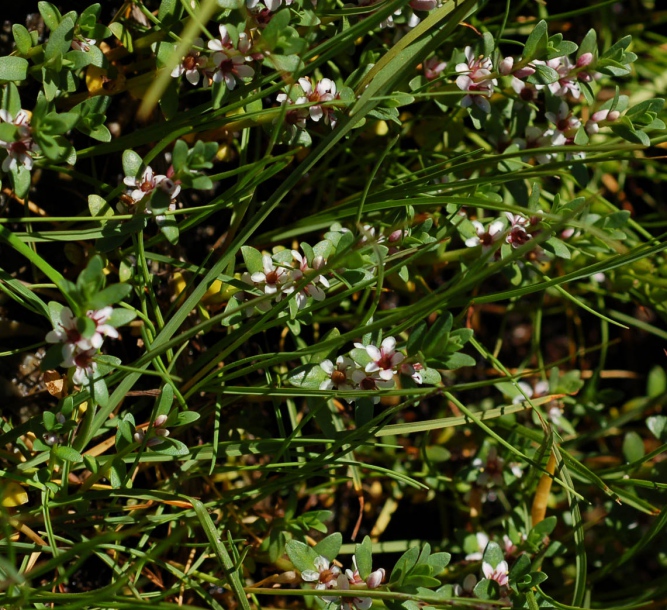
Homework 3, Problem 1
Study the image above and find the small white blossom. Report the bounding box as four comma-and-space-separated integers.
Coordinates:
320, 356, 355, 392
171, 37, 208, 85
356, 336, 404, 381
455, 47, 497, 113
123, 166, 181, 204
465, 219, 504, 251
250, 255, 289, 296
482, 560, 509, 587
301, 556, 340, 590
0, 109, 38, 172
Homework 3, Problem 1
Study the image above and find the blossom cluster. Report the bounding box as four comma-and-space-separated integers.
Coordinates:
320, 336, 423, 401
119, 163, 181, 224
0, 108, 39, 173
301, 555, 385, 610
46, 306, 118, 385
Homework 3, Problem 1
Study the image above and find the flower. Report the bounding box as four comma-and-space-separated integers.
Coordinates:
400, 362, 424, 384
424, 56, 447, 80
210, 50, 255, 90
287, 250, 330, 307
298, 77, 338, 127
46, 306, 118, 354
171, 37, 208, 85
504, 212, 531, 248
545, 100, 581, 136
455, 47, 497, 113
250, 255, 289, 296
123, 165, 181, 204
356, 336, 404, 381
247, 0, 292, 12
301, 556, 341, 590
482, 560, 509, 587
71, 37, 96, 52
585, 108, 621, 134
62, 348, 98, 386
513, 126, 565, 165
320, 356, 355, 392
276, 92, 310, 133
325, 573, 371, 610
350, 370, 395, 403
510, 76, 538, 103
544, 56, 580, 98
464, 219, 504, 251
0, 109, 38, 172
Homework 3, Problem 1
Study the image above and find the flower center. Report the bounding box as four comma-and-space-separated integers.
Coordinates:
319, 569, 336, 584
140, 179, 154, 192
183, 55, 198, 71
219, 59, 234, 73
265, 269, 279, 284
360, 377, 377, 391
479, 232, 494, 246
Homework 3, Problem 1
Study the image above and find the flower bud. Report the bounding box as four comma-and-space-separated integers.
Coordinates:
498, 57, 514, 76
133, 430, 145, 443
576, 52, 594, 68
154, 414, 168, 428
608, 110, 620, 121
513, 65, 535, 79
366, 568, 385, 589
388, 229, 405, 243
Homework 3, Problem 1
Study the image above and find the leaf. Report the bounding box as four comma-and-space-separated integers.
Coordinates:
527, 63, 559, 85
39, 1, 62, 30
88, 194, 114, 217
438, 352, 476, 369
422, 313, 452, 357
473, 578, 499, 600
53, 445, 83, 463
355, 536, 373, 580
544, 237, 571, 259
622, 431, 645, 463
173, 411, 201, 426
12, 24, 32, 55
314, 532, 342, 562
160, 222, 180, 245
285, 539, 319, 573
523, 20, 548, 61
481, 541, 505, 569
426, 552, 451, 574
157, 383, 174, 416
92, 377, 109, 408
88, 283, 133, 309
389, 546, 420, 585
532, 515, 557, 538
0, 57, 29, 82
287, 363, 329, 390
45, 16, 75, 62
578, 29, 597, 60
122, 149, 143, 179
647, 415, 667, 441
107, 308, 137, 328
151, 437, 190, 456
241, 246, 264, 274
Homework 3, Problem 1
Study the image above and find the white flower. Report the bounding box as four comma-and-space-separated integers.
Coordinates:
62, 348, 99, 386
250, 255, 288, 296
247, 0, 292, 12
455, 46, 497, 113
357, 336, 404, 381
350, 370, 395, 404
301, 555, 340, 590
544, 56, 580, 98
482, 560, 509, 587
298, 77, 338, 127
400, 362, 424, 384
545, 100, 581, 136
465, 532, 490, 561
0, 109, 38, 172
320, 356, 354, 392
123, 166, 181, 204
287, 250, 329, 307
71, 37, 96, 52
171, 37, 208, 85
46, 306, 118, 353
464, 219, 504, 251
424, 56, 447, 80
210, 49, 255, 90
513, 126, 565, 165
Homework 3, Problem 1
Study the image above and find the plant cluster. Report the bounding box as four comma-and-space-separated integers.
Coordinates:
0, 1, 666, 610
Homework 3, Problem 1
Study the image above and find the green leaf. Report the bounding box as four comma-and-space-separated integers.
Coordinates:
12, 24, 33, 55
389, 546, 420, 585
473, 578, 499, 600
173, 411, 201, 426
92, 377, 109, 407
160, 222, 180, 245
314, 533, 342, 562
355, 536, 373, 580
577, 29, 597, 60
172, 139, 188, 173
438, 351, 476, 369
528, 63, 559, 85
287, 363, 329, 390
426, 552, 451, 574
45, 16, 75, 62
39, 1, 62, 31
152, 437, 190, 456
523, 20, 548, 61
122, 149, 143, 179
10, 164, 31, 199
622, 431, 645, 463
107, 308, 137, 328
88, 283, 132, 309
285, 539, 319, 573
88, 194, 114, 218
481, 541, 505, 569
241, 246, 265, 275
532, 515, 557, 538
544, 237, 571, 259
422, 313, 452, 357
0, 57, 29, 82
646, 416, 667, 441
157, 383, 174, 417
53, 445, 83, 463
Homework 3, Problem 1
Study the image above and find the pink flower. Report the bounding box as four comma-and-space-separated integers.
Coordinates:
349, 370, 394, 403
424, 56, 447, 80
46, 306, 118, 353
62, 348, 98, 386
171, 37, 208, 85
0, 109, 38, 172
210, 51, 255, 90
513, 126, 565, 165
504, 212, 531, 248
585, 108, 621, 134
511, 76, 538, 103
498, 56, 514, 75
320, 356, 355, 392
287, 250, 329, 307
482, 560, 509, 588
123, 166, 181, 204
400, 362, 424, 384
250, 254, 289, 296
301, 556, 341, 590
544, 56, 580, 98
455, 47, 497, 113
357, 336, 405, 381
465, 219, 504, 251
71, 37, 96, 52
298, 77, 338, 127
545, 101, 581, 136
